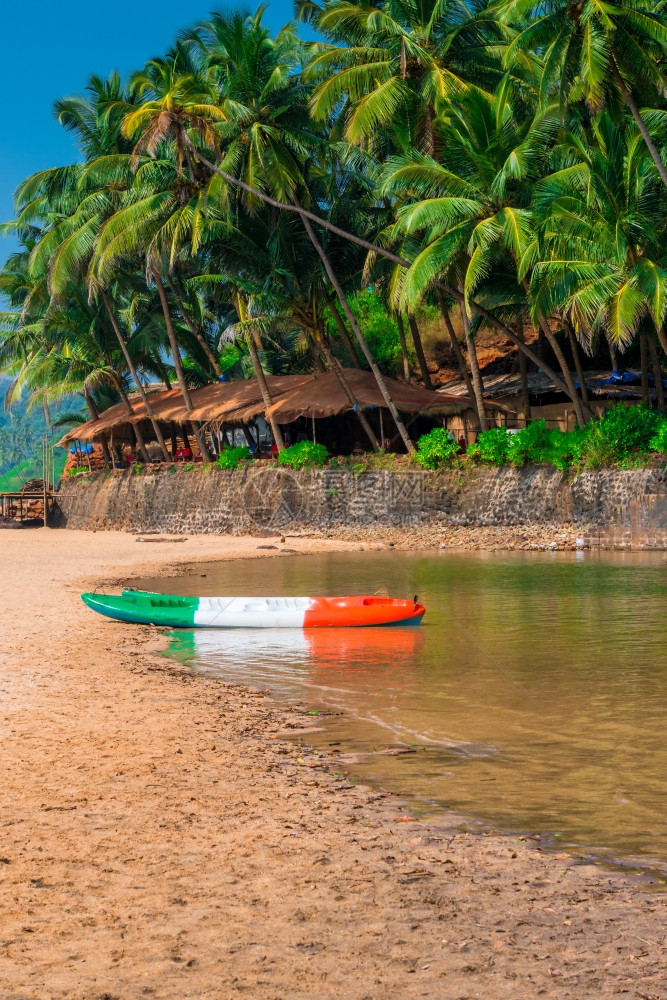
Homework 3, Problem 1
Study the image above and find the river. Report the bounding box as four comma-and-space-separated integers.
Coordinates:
136, 549, 667, 874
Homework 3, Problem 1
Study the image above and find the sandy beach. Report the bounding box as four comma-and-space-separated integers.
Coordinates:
1, 528, 666, 998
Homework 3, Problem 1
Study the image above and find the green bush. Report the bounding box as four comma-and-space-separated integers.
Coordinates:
413, 427, 461, 469
648, 421, 667, 454
467, 427, 512, 465
67, 465, 89, 477
278, 441, 329, 469
216, 446, 251, 470
456, 406, 667, 472
584, 404, 662, 467
506, 420, 587, 471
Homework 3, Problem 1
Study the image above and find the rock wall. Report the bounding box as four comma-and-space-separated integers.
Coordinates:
54, 463, 667, 548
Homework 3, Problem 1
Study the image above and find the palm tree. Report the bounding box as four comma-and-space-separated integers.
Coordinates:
121, 11, 416, 449
499, 0, 667, 188
531, 113, 667, 368
11, 83, 175, 461
298, 0, 503, 151
382, 79, 590, 425
0, 242, 163, 465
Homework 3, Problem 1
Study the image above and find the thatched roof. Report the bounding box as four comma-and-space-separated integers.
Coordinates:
57, 397, 146, 444
438, 368, 664, 402
261, 370, 475, 423
57, 370, 481, 446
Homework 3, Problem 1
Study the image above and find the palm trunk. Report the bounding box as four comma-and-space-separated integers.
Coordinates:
327, 300, 362, 368
437, 292, 476, 403
459, 293, 488, 432
115, 381, 150, 464
295, 202, 415, 453
442, 283, 575, 401
166, 275, 222, 377
396, 315, 411, 381
153, 270, 211, 463
541, 318, 587, 427
610, 58, 667, 190
520, 279, 587, 427
246, 331, 285, 451
407, 314, 433, 389
649, 335, 665, 409
656, 323, 667, 356
84, 391, 112, 466
100, 289, 171, 462
607, 335, 619, 372
640, 332, 650, 403
307, 331, 326, 372
320, 339, 380, 451
565, 319, 590, 410
515, 316, 532, 423
235, 293, 285, 450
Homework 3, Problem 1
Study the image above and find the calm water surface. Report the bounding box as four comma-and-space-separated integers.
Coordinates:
136, 550, 667, 871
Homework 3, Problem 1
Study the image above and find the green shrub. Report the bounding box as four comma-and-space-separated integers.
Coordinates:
543, 427, 588, 471
648, 421, 667, 454
216, 446, 251, 471
505, 420, 585, 471
67, 465, 89, 477
584, 404, 661, 467
413, 427, 461, 469
508, 420, 550, 467
467, 427, 513, 465
423, 406, 667, 473
278, 441, 329, 469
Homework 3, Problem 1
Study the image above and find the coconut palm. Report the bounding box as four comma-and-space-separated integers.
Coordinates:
531, 113, 667, 365
120, 10, 416, 449
0, 243, 166, 465
498, 0, 667, 188
10, 84, 175, 461
382, 78, 589, 424
298, 0, 505, 152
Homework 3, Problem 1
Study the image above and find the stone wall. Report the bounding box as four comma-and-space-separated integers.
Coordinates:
54, 463, 667, 548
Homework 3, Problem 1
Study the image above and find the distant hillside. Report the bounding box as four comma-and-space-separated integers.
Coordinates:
0, 379, 78, 489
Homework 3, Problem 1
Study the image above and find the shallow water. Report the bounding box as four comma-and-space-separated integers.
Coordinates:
136, 550, 667, 871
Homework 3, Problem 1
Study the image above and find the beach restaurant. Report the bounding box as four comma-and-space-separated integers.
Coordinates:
57, 369, 500, 461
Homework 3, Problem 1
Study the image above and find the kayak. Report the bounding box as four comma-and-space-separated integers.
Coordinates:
80, 590, 426, 628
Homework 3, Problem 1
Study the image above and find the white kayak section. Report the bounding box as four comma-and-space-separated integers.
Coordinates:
192, 596, 311, 629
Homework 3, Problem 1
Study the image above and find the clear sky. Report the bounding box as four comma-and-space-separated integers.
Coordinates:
0, 0, 296, 269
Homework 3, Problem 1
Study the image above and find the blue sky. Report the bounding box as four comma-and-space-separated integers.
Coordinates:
0, 0, 296, 269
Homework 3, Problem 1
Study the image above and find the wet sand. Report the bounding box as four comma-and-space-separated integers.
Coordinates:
1, 528, 666, 998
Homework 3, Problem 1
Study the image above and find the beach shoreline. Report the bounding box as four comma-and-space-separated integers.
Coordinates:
1, 528, 666, 998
